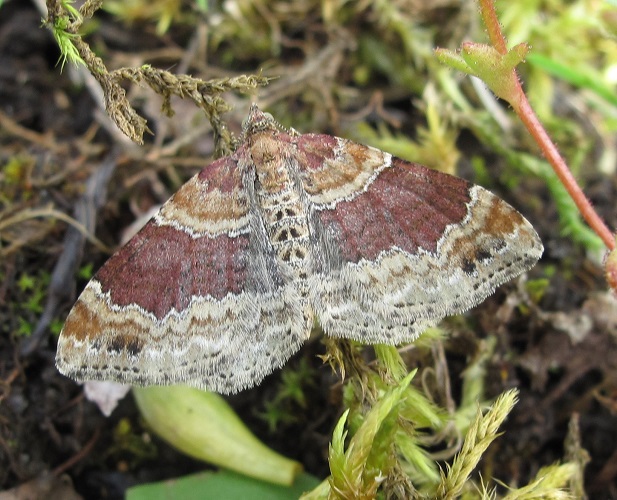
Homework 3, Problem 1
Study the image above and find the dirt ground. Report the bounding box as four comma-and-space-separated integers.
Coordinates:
1, 1, 617, 498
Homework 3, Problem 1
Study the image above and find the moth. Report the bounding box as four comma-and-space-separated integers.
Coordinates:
56, 105, 543, 394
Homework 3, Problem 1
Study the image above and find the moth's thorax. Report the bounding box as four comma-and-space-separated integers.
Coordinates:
249, 130, 292, 191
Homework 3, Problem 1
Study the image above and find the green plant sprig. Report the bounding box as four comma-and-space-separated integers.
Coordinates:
435, 389, 518, 499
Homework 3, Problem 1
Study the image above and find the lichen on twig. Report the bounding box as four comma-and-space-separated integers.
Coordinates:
44, 0, 272, 153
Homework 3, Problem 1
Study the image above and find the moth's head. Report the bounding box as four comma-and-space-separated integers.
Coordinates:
241, 104, 284, 140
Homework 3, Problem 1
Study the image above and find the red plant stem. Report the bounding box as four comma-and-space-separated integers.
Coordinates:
479, 0, 616, 250
479, 0, 507, 54
516, 95, 615, 250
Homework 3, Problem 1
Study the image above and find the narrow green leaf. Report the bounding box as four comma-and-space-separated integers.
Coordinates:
527, 52, 617, 108
127, 470, 320, 500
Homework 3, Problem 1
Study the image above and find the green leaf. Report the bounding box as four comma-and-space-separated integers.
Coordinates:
17, 273, 35, 292
437, 42, 529, 107
133, 386, 302, 486
460, 42, 528, 103
526, 52, 617, 109
126, 470, 321, 500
